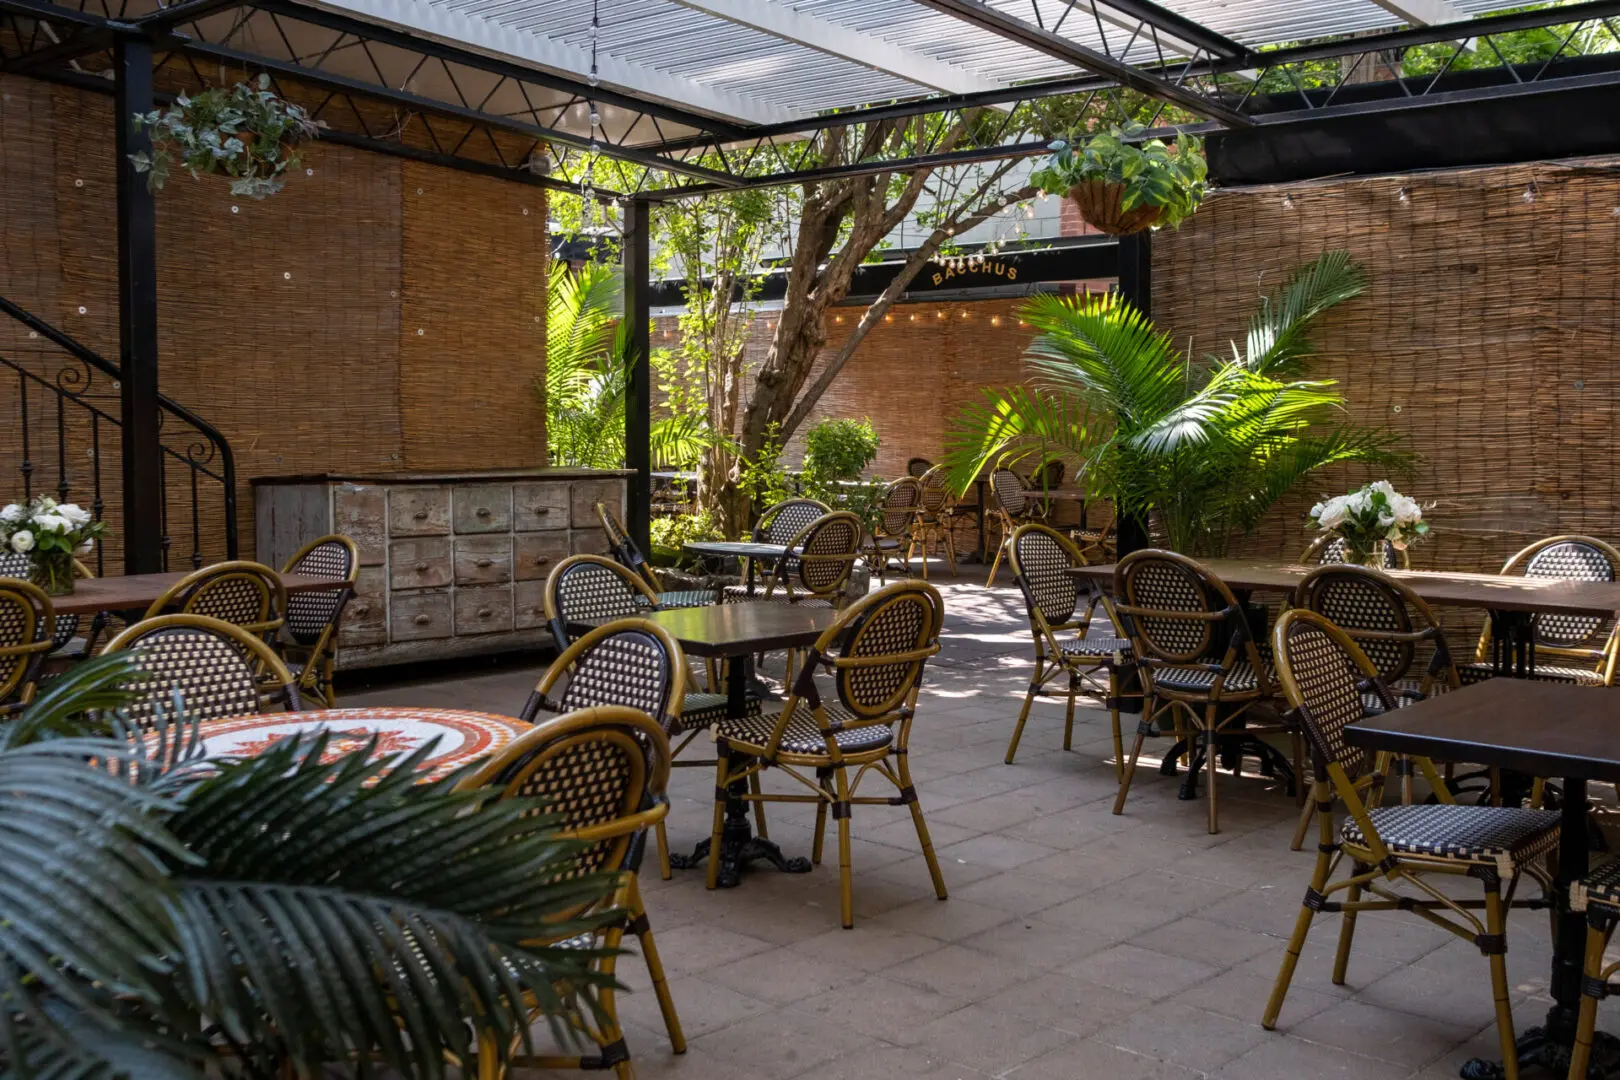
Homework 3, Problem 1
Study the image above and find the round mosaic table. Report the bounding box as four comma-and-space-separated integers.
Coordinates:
147, 707, 531, 782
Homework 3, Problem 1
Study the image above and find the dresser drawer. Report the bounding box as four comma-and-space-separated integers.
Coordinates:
513, 579, 549, 630
389, 537, 452, 589
388, 487, 451, 536
453, 484, 512, 534
514, 482, 570, 531
338, 566, 388, 646
455, 535, 512, 585
455, 585, 514, 635
333, 484, 387, 565
570, 528, 613, 556
513, 532, 569, 581
390, 589, 452, 641
571, 479, 623, 529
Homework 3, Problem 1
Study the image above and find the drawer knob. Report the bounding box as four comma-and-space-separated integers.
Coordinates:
352, 605, 369, 616
477, 607, 493, 618
413, 614, 431, 625
415, 561, 428, 572
476, 507, 491, 517
529, 506, 550, 515
413, 510, 429, 520
533, 556, 550, 566
476, 558, 494, 568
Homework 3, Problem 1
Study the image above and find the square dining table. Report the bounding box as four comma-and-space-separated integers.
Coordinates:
682, 539, 793, 596
1346, 680, 1620, 1078
573, 600, 846, 887
49, 569, 349, 617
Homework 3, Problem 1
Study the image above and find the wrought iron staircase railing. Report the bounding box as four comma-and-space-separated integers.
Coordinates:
0, 293, 238, 573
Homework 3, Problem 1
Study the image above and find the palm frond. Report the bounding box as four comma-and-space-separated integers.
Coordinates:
0, 651, 142, 749
1241, 249, 1366, 376
942, 385, 1104, 497
1020, 292, 1186, 432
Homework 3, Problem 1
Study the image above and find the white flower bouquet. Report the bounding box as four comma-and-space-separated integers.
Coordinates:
1308, 481, 1430, 566
0, 495, 105, 596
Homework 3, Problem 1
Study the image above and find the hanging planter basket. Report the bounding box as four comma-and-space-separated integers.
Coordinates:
1066, 179, 1165, 236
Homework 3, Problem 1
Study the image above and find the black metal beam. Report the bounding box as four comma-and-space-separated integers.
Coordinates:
1076, 0, 1252, 61
908, 0, 1252, 127
138, 0, 247, 30
622, 199, 653, 555
0, 27, 112, 73
1113, 229, 1150, 557
113, 33, 164, 574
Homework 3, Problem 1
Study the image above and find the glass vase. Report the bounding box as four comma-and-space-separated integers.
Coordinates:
29, 550, 76, 596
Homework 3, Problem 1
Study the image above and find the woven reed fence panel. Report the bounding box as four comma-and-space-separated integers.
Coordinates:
0, 76, 547, 567
1153, 161, 1620, 582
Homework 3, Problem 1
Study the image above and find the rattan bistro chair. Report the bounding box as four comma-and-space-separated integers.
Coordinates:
1567, 860, 1620, 1079
1004, 525, 1136, 770
1460, 535, 1620, 688
1300, 534, 1410, 570
0, 553, 95, 657
867, 478, 920, 585
905, 457, 933, 478
143, 559, 287, 644
103, 613, 302, 729
1264, 610, 1557, 1080
277, 534, 358, 708
911, 464, 960, 579
984, 469, 1046, 586
704, 581, 948, 928
596, 502, 716, 609
722, 511, 863, 608
0, 577, 56, 716
457, 705, 684, 1080
1111, 550, 1292, 834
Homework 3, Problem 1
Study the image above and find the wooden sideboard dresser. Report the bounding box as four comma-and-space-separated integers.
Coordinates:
253, 468, 629, 669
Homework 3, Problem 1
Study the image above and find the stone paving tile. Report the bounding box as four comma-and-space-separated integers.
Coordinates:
341, 578, 1566, 1079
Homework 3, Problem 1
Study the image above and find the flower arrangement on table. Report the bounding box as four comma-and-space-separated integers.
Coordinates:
0, 496, 104, 595
1309, 481, 1429, 567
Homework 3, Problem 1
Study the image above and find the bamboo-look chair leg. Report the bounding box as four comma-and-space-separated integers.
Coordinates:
1113, 699, 1156, 816
477, 1031, 502, 1080
1062, 672, 1078, 751
909, 533, 928, 581
705, 748, 730, 891
812, 769, 833, 865
1203, 711, 1221, 834
944, 523, 958, 578
1484, 886, 1521, 1080
1108, 669, 1124, 781
1264, 779, 1337, 1029
1005, 657, 1044, 765
985, 519, 1007, 587
655, 820, 673, 881
1332, 864, 1365, 984
748, 771, 769, 840
627, 875, 685, 1054
1569, 914, 1617, 1080
900, 752, 948, 905
1289, 798, 1315, 853
834, 765, 856, 929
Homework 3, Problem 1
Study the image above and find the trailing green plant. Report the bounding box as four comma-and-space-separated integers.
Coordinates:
946, 251, 1410, 557
130, 75, 323, 199
802, 417, 880, 483
649, 508, 725, 567
736, 421, 798, 515
0, 653, 617, 1078
1030, 125, 1207, 231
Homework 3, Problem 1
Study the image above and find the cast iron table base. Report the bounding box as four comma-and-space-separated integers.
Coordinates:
1159, 729, 1297, 800
667, 766, 812, 888
1460, 1009, 1620, 1078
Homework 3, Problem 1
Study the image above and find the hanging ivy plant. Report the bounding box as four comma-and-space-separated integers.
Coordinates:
1029, 124, 1207, 235
129, 75, 325, 200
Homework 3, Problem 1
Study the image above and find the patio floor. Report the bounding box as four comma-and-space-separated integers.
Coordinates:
343, 575, 1577, 1080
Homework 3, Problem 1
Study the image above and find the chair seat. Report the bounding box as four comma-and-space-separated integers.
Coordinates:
1457, 661, 1604, 686
657, 589, 718, 609
710, 700, 894, 757
1342, 804, 1559, 871
1149, 659, 1273, 694
678, 691, 760, 730
1573, 858, 1620, 913
720, 586, 836, 608
1061, 636, 1132, 661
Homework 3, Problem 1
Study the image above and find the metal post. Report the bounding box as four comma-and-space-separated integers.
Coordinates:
1114, 230, 1152, 558
114, 34, 165, 574
623, 198, 653, 555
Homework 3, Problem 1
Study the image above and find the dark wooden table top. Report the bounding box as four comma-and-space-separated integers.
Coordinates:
685, 540, 794, 560
578, 602, 843, 657
1344, 680, 1620, 784
1068, 559, 1620, 616
51, 570, 348, 617
1029, 489, 1087, 501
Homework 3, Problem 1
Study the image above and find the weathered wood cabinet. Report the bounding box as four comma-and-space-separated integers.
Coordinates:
253, 468, 629, 669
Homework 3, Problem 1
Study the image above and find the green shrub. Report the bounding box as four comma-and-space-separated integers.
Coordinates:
803, 417, 881, 482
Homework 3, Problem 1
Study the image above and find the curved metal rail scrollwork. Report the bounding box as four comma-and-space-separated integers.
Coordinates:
0, 294, 238, 573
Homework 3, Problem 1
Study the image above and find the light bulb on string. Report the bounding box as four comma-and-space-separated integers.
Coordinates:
1397, 186, 1409, 205
1282, 193, 1295, 210
1522, 183, 1538, 205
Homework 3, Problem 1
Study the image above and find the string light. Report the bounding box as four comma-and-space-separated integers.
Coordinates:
908, 313, 916, 321
884, 314, 892, 322
1397, 186, 1409, 204
580, 0, 601, 223
935, 310, 945, 319
1522, 183, 1538, 204
834, 314, 843, 323
1282, 193, 1295, 210
991, 316, 1001, 326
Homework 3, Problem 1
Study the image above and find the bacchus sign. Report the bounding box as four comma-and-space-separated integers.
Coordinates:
927, 254, 1019, 288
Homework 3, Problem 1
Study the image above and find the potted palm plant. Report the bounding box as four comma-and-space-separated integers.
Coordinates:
1030, 124, 1207, 235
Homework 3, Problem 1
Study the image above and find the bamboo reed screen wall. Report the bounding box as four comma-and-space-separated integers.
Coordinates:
1152, 160, 1620, 575
0, 74, 547, 568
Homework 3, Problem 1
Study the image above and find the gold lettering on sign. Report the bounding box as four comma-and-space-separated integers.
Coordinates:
927, 256, 1018, 285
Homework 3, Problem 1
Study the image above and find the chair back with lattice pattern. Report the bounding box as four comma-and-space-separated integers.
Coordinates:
1273, 609, 1390, 782
1505, 536, 1620, 651
1028, 460, 1066, 491
1301, 534, 1406, 570
0, 578, 54, 707
778, 511, 861, 601
459, 706, 671, 917
989, 469, 1028, 516
145, 560, 287, 640
595, 502, 660, 592
0, 553, 79, 652
523, 618, 685, 734
754, 498, 830, 545
542, 554, 659, 651
874, 479, 921, 540
103, 614, 299, 729
906, 457, 933, 478
917, 464, 954, 517
1293, 564, 1448, 686
1114, 550, 1236, 664
280, 535, 357, 648
1010, 524, 1083, 632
